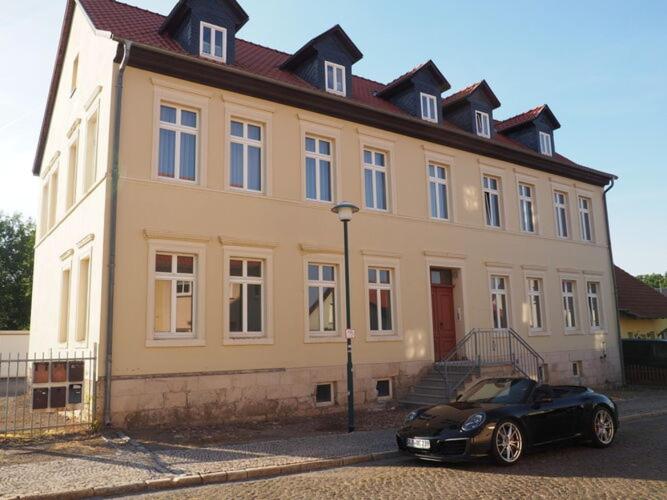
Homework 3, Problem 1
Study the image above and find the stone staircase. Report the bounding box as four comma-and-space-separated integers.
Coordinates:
399, 362, 479, 407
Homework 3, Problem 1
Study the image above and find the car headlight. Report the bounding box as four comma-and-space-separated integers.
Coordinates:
405, 410, 421, 423
461, 412, 486, 432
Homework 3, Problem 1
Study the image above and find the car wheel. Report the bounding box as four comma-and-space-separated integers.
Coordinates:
492, 420, 524, 465
590, 406, 616, 448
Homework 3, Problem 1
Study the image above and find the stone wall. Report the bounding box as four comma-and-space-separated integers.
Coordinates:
104, 360, 429, 428
542, 349, 622, 388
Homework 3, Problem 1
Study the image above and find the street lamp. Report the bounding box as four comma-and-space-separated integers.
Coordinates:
331, 201, 359, 433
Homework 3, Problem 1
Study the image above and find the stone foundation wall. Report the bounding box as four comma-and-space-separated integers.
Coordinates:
542, 349, 622, 388
103, 360, 430, 428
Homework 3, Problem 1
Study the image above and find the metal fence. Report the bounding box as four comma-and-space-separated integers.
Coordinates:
0, 345, 97, 437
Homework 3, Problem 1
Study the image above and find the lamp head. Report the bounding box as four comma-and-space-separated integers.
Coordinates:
331, 202, 359, 222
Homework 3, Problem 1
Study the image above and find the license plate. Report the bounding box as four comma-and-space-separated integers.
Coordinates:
407, 438, 430, 450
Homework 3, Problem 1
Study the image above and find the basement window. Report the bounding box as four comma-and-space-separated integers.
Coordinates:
572, 361, 582, 377
376, 379, 392, 400
315, 383, 334, 406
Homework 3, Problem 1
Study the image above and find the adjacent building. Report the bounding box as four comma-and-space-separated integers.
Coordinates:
30, 0, 622, 427
615, 266, 667, 339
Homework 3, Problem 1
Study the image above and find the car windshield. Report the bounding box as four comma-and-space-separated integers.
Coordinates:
459, 378, 533, 404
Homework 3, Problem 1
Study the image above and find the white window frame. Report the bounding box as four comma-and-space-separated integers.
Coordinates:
490, 275, 510, 330
363, 256, 402, 341
475, 110, 491, 138
482, 174, 503, 228
223, 245, 274, 345
586, 281, 603, 332
375, 378, 393, 401
554, 191, 570, 239
74, 251, 92, 344
146, 240, 206, 347
58, 261, 72, 344
518, 183, 537, 233
420, 92, 438, 123
157, 103, 200, 184
229, 119, 265, 193
83, 105, 99, 194
324, 61, 346, 96
199, 21, 227, 62
363, 148, 389, 211
539, 131, 553, 156
427, 163, 449, 220
561, 279, 579, 332
48, 168, 59, 231
526, 277, 546, 334
228, 258, 265, 336
305, 261, 342, 339
304, 135, 334, 203
70, 54, 78, 97
66, 131, 79, 211
315, 382, 335, 407
578, 196, 594, 242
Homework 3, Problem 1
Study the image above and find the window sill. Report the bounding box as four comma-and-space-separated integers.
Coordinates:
564, 330, 584, 336
305, 334, 345, 344
146, 338, 205, 347
224, 335, 274, 346
528, 330, 551, 337
367, 332, 403, 342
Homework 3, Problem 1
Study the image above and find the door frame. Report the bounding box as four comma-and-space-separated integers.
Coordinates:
424, 256, 468, 362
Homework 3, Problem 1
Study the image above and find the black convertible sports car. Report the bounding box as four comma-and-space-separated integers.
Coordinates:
397, 377, 618, 465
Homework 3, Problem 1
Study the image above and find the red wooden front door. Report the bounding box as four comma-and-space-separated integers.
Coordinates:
431, 285, 456, 360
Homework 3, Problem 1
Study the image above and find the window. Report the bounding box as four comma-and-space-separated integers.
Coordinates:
490, 275, 509, 329
83, 110, 98, 193
578, 196, 594, 242
527, 278, 544, 332
587, 281, 602, 330
420, 93, 437, 123
324, 61, 346, 96
48, 170, 59, 230
305, 136, 333, 202
518, 183, 536, 233
76, 257, 91, 342
70, 55, 78, 96
158, 104, 198, 182
230, 119, 263, 192
572, 361, 582, 377
428, 163, 449, 220
376, 379, 392, 400
539, 131, 552, 156
199, 22, 226, 62
66, 138, 78, 210
58, 268, 71, 343
561, 279, 577, 330
229, 258, 264, 335
153, 253, 196, 338
475, 110, 491, 138
554, 191, 569, 238
363, 149, 388, 210
307, 263, 337, 335
315, 383, 334, 406
483, 175, 502, 227
368, 268, 394, 334
40, 182, 49, 236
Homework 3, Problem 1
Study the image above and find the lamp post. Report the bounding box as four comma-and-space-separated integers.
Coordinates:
332, 201, 359, 433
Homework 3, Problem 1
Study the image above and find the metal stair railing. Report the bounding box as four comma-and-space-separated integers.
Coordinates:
433, 328, 545, 400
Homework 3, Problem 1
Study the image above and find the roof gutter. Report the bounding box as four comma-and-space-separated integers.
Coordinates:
603, 178, 626, 386
103, 39, 131, 426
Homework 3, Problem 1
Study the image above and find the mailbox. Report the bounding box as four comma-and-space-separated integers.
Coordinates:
68, 384, 83, 405
51, 362, 67, 383
33, 362, 49, 384
68, 361, 84, 382
33, 388, 49, 409
50, 386, 67, 408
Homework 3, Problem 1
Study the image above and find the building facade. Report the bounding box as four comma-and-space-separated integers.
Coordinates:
30, 0, 621, 427
614, 266, 667, 339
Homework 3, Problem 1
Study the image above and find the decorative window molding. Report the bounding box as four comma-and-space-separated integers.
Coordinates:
222, 245, 274, 345
299, 117, 342, 204
586, 281, 604, 333
65, 128, 80, 212
304, 254, 345, 343
324, 61, 346, 96
482, 174, 503, 228
475, 110, 491, 138
146, 239, 206, 347
359, 133, 397, 214
420, 93, 438, 123
427, 162, 449, 220
83, 102, 99, 194
70, 54, 79, 97
489, 274, 511, 329
143, 229, 211, 243
553, 190, 570, 239
299, 243, 343, 255
199, 22, 227, 62
363, 256, 402, 341
362, 147, 390, 211
524, 273, 548, 336
58, 258, 73, 345
74, 246, 93, 346
560, 278, 580, 333
76, 233, 95, 249
518, 182, 537, 234
539, 131, 553, 156
578, 196, 594, 242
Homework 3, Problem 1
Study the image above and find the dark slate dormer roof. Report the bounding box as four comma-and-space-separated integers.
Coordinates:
496, 104, 561, 132
159, 0, 249, 34
279, 24, 362, 71
376, 60, 450, 98
615, 266, 667, 319
442, 80, 500, 109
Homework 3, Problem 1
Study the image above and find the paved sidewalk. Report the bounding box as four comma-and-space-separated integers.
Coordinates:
1, 387, 666, 499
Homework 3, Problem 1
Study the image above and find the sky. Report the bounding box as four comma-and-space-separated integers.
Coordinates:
0, 0, 665, 275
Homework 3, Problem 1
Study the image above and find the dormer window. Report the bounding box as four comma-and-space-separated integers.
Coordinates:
325, 61, 346, 96
539, 131, 553, 156
200, 22, 226, 62
475, 110, 491, 138
420, 93, 437, 123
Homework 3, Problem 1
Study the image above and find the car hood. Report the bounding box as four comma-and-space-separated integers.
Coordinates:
401, 401, 503, 436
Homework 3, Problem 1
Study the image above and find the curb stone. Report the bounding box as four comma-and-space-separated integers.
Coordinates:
13, 411, 666, 499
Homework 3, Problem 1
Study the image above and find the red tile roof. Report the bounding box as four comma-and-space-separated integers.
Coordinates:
442, 81, 482, 107
615, 266, 667, 319
496, 105, 546, 132
74, 0, 596, 175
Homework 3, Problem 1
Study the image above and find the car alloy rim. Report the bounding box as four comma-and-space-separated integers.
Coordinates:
496, 421, 522, 462
594, 409, 614, 444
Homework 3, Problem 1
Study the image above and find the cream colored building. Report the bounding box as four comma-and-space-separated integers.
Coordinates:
30, 0, 622, 427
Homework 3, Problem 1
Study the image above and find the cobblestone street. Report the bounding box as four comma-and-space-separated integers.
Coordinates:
138, 414, 667, 500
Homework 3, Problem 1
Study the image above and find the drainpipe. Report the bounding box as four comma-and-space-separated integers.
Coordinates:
103, 40, 131, 426
603, 178, 625, 386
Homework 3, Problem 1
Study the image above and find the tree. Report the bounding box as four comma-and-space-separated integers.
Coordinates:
636, 272, 667, 290
0, 213, 35, 330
